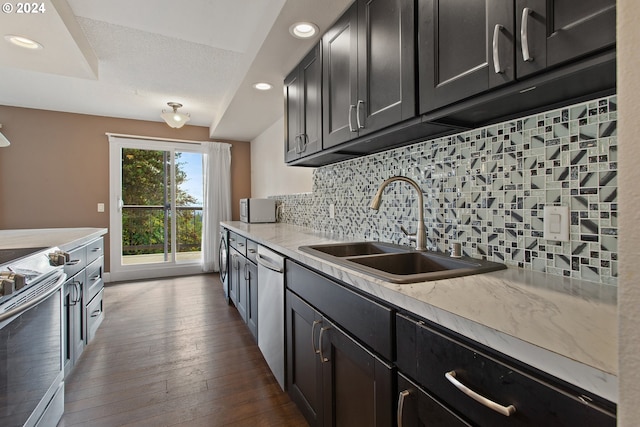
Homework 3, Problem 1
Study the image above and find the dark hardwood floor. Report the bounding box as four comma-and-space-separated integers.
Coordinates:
58, 274, 307, 427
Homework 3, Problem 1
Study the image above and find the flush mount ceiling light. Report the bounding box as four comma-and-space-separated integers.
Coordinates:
160, 102, 190, 128
253, 82, 272, 91
0, 124, 10, 147
289, 22, 319, 39
4, 34, 43, 50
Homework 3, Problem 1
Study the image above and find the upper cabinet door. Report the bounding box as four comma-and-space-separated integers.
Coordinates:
323, 0, 416, 149
419, 0, 515, 114
357, 0, 415, 137
285, 44, 322, 163
516, 0, 616, 78
284, 67, 302, 162
300, 45, 323, 159
323, 4, 359, 149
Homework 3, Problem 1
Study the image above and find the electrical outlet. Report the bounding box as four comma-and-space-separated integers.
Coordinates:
97, 203, 105, 213
329, 203, 335, 219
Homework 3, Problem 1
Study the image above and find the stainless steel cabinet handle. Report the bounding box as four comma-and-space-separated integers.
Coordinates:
294, 135, 301, 154
300, 134, 308, 153
256, 253, 283, 273
397, 390, 410, 427
521, 7, 533, 62
244, 262, 249, 281
66, 260, 80, 266
356, 100, 365, 129
319, 326, 330, 362
91, 247, 102, 253
311, 320, 321, 354
348, 104, 356, 132
492, 24, 504, 74
91, 309, 101, 318
445, 370, 516, 417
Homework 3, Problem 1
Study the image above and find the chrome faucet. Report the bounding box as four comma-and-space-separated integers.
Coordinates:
370, 176, 427, 251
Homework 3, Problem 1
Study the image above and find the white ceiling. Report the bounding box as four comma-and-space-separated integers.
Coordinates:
0, 0, 351, 141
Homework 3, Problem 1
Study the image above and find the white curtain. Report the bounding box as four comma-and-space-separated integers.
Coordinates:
201, 142, 232, 272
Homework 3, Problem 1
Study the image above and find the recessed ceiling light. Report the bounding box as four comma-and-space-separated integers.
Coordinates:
4, 34, 43, 50
289, 22, 319, 39
253, 82, 272, 91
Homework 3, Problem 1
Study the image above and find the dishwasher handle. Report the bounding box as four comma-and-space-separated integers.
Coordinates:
256, 253, 284, 273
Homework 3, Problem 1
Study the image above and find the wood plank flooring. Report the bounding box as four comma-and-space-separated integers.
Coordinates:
58, 274, 308, 427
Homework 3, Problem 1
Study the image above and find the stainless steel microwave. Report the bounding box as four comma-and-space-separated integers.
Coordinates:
240, 198, 276, 223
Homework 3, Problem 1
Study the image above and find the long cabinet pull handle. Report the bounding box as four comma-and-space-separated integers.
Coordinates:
348, 104, 356, 132
397, 390, 410, 427
319, 326, 330, 362
445, 370, 516, 417
311, 320, 321, 354
492, 24, 504, 74
521, 7, 533, 62
356, 100, 365, 129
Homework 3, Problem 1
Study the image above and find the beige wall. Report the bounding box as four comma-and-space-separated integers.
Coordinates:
618, 0, 640, 423
0, 106, 251, 272
250, 116, 313, 197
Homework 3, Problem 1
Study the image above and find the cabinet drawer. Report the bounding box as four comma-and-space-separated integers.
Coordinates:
85, 258, 103, 304
86, 289, 104, 343
397, 314, 615, 427
286, 260, 393, 361
229, 232, 247, 256
64, 245, 86, 279
246, 239, 258, 264
85, 238, 103, 265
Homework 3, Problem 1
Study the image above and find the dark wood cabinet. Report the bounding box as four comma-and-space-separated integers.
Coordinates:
419, 0, 515, 113
228, 248, 240, 310
245, 259, 258, 341
285, 43, 322, 162
396, 313, 616, 427
227, 238, 258, 343
515, 0, 616, 78
62, 237, 104, 378
286, 289, 393, 427
286, 289, 324, 426
397, 372, 471, 426
419, 0, 616, 115
63, 274, 84, 378
323, 0, 415, 149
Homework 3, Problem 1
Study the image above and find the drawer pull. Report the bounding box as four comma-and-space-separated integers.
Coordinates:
91, 309, 101, 318
319, 326, 330, 363
311, 320, 321, 354
91, 247, 102, 252
66, 260, 80, 266
445, 370, 516, 417
492, 24, 504, 74
521, 7, 534, 62
397, 390, 410, 427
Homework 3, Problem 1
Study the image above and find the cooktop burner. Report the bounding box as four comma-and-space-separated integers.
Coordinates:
0, 247, 48, 265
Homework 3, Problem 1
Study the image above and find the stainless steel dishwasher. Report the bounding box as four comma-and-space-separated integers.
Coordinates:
256, 245, 285, 390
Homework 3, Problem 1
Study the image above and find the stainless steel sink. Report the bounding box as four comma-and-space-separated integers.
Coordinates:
299, 242, 506, 284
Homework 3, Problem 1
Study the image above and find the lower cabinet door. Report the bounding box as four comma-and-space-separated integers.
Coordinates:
286, 290, 324, 427
320, 318, 393, 427
246, 260, 258, 342
397, 372, 471, 427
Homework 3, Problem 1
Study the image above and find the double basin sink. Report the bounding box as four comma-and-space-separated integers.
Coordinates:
299, 241, 506, 284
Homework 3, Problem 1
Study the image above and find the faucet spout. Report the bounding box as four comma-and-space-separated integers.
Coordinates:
370, 176, 427, 251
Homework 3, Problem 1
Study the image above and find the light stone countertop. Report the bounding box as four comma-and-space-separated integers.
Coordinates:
222, 221, 618, 404
0, 228, 108, 251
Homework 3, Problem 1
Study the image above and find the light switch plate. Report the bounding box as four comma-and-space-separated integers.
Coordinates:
543, 205, 569, 242
329, 203, 335, 219
97, 203, 105, 213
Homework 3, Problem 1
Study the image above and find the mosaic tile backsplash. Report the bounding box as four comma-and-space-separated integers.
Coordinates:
274, 95, 618, 285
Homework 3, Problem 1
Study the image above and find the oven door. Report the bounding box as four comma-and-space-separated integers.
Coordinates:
0, 272, 66, 427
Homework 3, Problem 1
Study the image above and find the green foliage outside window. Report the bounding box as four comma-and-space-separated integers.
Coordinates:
121, 149, 202, 256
